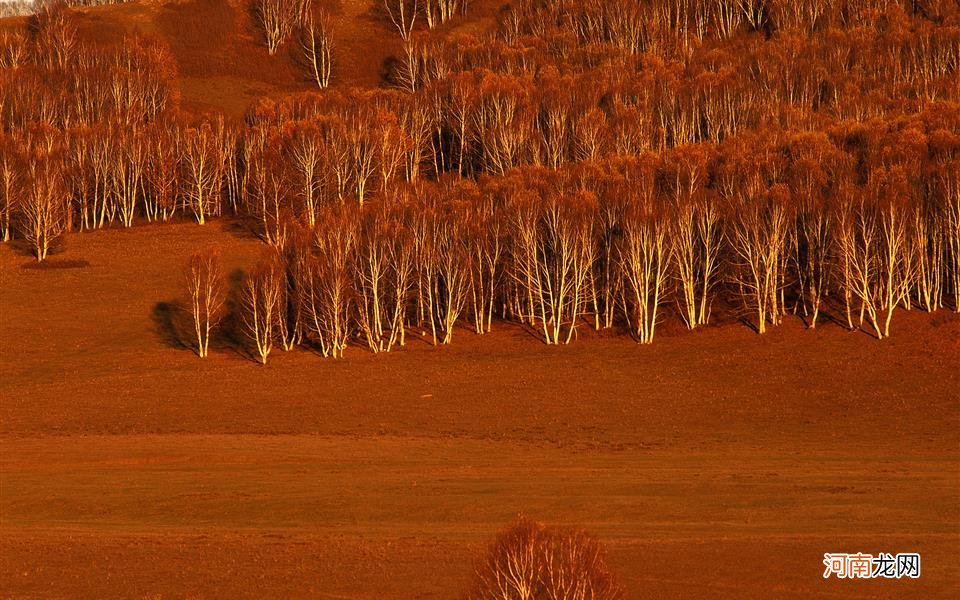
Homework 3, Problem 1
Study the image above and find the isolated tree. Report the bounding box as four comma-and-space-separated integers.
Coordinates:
186, 252, 226, 358
298, 5, 333, 89
466, 518, 623, 600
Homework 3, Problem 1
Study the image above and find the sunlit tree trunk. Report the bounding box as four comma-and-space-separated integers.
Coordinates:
186, 252, 226, 358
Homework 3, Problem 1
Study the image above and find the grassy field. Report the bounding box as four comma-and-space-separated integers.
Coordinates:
2, 222, 958, 598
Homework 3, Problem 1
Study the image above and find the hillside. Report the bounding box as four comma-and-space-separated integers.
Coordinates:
58, 0, 501, 114
2, 0, 959, 597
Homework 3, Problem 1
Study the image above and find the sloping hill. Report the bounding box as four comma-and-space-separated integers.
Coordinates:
62, 0, 502, 115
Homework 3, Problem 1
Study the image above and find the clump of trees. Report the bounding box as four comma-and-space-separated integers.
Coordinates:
2, 0, 959, 355
465, 517, 622, 600
251, 0, 333, 88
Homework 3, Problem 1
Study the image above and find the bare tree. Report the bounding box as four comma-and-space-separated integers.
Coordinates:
874, 169, 912, 338
298, 5, 333, 89
355, 201, 413, 353
510, 179, 595, 345
466, 517, 623, 600
945, 162, 960, 312
243, 252, 284, 364
301, 205, 356, 357
21, 152, 68, 261
666, 146, 719, 329
143, 121, 179, 223
384, 0, 418, 40
0, 31, 28, 69
186, 252, 226, 358
617, 162, 671, 344
430, 191, 470, 343
285, 121, 324, 226
726, 183, 791, 335
254, 0, 296, 55
423, 0, 468, 29
465, 187, 502, 334
112, 129, 146, 228
31, 1, 78, 71
835, 192, 884, 339
180, 123, 222, 225
0, 135, 21, 242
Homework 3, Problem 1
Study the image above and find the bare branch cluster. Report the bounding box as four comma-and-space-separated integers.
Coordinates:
467, 517, 623, 600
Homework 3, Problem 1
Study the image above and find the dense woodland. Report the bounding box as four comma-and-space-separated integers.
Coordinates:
1, 0, 959, 362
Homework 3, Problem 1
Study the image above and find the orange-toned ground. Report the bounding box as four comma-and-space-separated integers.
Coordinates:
63, 0, 504, 115
1, 222, 959, 599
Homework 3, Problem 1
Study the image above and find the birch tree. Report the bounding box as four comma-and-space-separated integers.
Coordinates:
618, 163, 671, 344
21, 152, 68, 261
180, 123, 222, 225
186, 252, 226, 358
298, 5, 332, 89
243, 253, 284, 364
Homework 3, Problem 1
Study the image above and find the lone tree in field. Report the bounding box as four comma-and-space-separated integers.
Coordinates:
466, 517, 623, 600
297, 4, 333, 89
185, 252, 226, 358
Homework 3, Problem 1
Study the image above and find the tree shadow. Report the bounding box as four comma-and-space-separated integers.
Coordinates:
7, 236, 66, 261
20, 258, 89, 270
223, 217, 263, 242
151, 301, 188, 350
215, 267, 251, 359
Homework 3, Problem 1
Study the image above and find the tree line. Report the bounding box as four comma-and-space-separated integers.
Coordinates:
1, 0, 958, 358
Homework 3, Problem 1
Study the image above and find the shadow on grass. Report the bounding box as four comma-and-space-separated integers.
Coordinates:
152, 301, 188, 350
20, 258, 90, 270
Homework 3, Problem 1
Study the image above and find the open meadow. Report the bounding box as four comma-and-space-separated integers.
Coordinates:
2, 223, 958, 598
